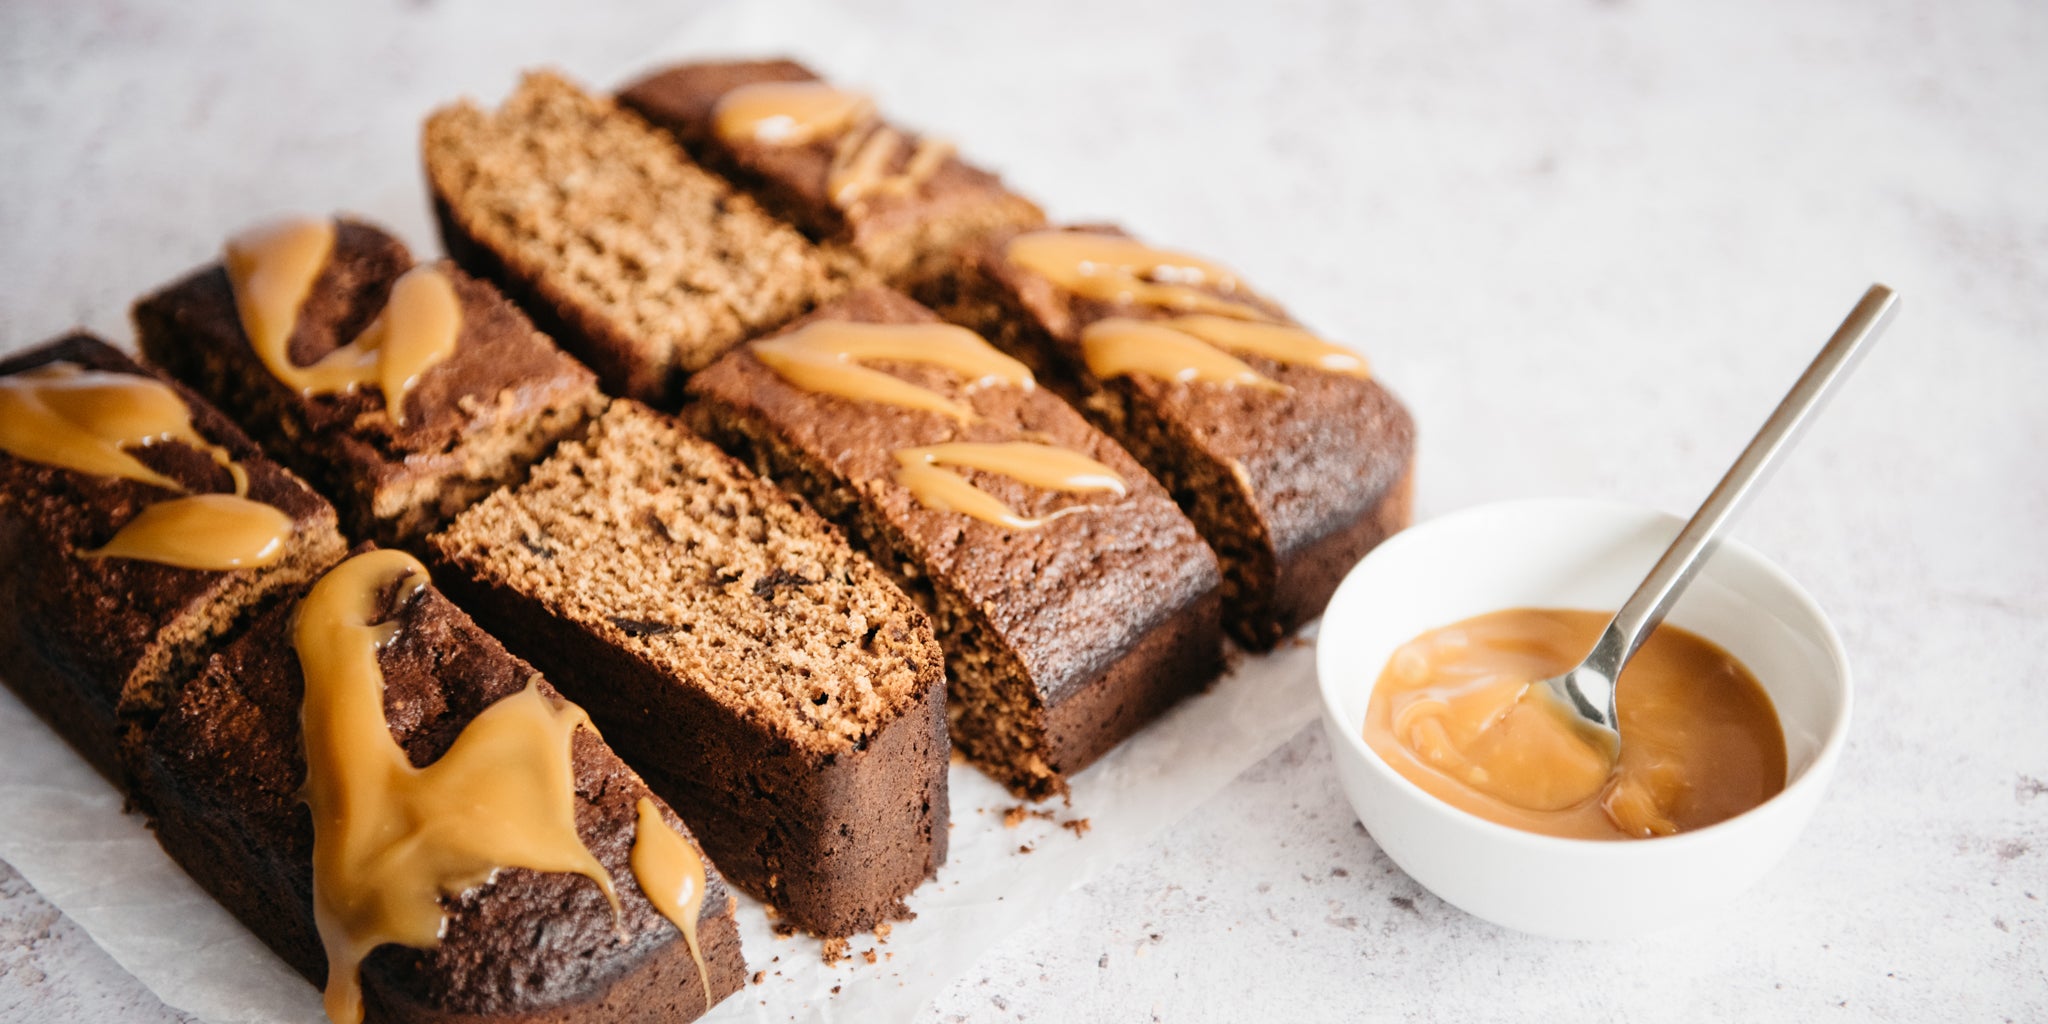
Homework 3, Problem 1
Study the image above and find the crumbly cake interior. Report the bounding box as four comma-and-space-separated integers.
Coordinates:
422, 71, 842, 377
431, 401, 927, 751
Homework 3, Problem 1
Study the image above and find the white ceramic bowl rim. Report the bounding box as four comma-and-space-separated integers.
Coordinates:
1317, 496, 1854, 857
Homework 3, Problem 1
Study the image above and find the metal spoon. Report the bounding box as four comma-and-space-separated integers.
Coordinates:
1544, 284, 1900, 750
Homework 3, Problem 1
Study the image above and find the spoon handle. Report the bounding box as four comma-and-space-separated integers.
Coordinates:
1587, 284, 1900, 678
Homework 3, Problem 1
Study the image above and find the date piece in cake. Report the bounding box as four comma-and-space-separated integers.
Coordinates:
686, 287, 1221, 799
926, 226, 1417, 650
134, 216, 605, 548
424, 71, 854, 405
619, 59, 1045, 293
426, 401, 948, 937
137, 549, 744, 1024
0, 333, 346, 780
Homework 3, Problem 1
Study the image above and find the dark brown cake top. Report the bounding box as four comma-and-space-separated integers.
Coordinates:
976, 225, 1416, 557
690, 288, 1220, 697
619, 59, 1044, 261
134, 217, 598, 468
0, 334, 337, 715
147, 551, 729, 1020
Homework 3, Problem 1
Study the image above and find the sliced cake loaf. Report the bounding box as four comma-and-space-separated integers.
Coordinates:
426, 400, 948, 937
619, 59, 1045, 293
134, 216, 605, 547
924, 225, 1417, 650
423, 71, 857, 404
137, 549, 744, 1023
0, 333, 346, 780
686, 287, 1222, 799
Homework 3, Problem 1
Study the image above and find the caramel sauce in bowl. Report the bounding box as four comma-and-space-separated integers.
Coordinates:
1316, 499, 1851, 939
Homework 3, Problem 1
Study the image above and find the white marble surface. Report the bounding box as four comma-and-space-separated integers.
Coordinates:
2, 0, 2044, 1021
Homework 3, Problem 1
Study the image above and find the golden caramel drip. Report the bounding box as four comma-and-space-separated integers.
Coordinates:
1364, 608, 1787, 840
226, 216, 336, 382
712, 80, 875, 145
0, 363, 246, 494
631, 797, 712, 1008
826, 124, 954, 207
1005, 231, 1270, 320
297, 551, 618, 1024
1168, 315, 1370, 378
893, 442, 1126, 530
709, 80, 948, 207
1079, 318, 1284, 392
752, 319, 1033, 422
227, 218, 461, 425
82, 494, 293, 570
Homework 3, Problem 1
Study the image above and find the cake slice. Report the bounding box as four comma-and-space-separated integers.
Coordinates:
686, 287, 1222, 799
134, 216, 605, 547
423, 71, 855, 404
136, 549, 744, 1023
0, 333, 346, 780
925, 225, 1417, 650
426, 401, 948, 937
619, 59, 1045, 293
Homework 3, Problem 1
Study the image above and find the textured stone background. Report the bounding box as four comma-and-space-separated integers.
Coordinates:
2, 0, 2043, 1021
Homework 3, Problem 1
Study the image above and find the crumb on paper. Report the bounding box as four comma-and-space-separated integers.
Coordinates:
1002, 805, 1055, 828
831, 985, 842, 995
886, 952, 894, 961
1062, 817, 1091, 837
863, 949, 879, 964
874, 922, 892, 941
751, 971, 766, 985
1017, 844, 1034, 855
821, 937, 848, 965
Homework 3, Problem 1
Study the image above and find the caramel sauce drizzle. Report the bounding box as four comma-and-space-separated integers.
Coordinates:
1169, 315, 1370, 378
1008, 233, 1375, 392
226, 217, 461, 425
0, 363, 295, 570
0, 363, 244, 493
630, 797, 712, 1008
296, 550, 617, 1024
1005, 231, 1270, 321
81, 494, 293, 570
893, 442, 1126, 530
751, 319, 1033, 423
1080, 318, 1285, 392
711, 80, 952, 208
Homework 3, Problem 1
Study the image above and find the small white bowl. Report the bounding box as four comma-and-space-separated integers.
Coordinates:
1316, 497, 1851, 939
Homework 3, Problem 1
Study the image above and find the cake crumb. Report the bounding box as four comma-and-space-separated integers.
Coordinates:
874, 922, 893, 941
863, 949, 879, 964
831, 985, 842, 995
1062, 817, 1092, 837
1018, 844, 1034, 854
821, 937, 849, 964
752, 971, 766, 985
1002, 805, 1056, 828
886, 952, 894, 961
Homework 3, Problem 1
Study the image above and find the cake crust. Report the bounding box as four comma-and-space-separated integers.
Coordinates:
136, 564, 745, 1022
0, 333, 346, 781
619, 59, 1045, 291
133, 219, 605, 547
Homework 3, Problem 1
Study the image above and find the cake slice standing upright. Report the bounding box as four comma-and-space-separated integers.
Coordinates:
427, 401, 949, 937
423, 71, 855, 404
0, 333, 346, 781
687, 287, 1222, 799
619, 59, 1046, 294
134, 216, 605, 547
927, 226, 1416, 649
